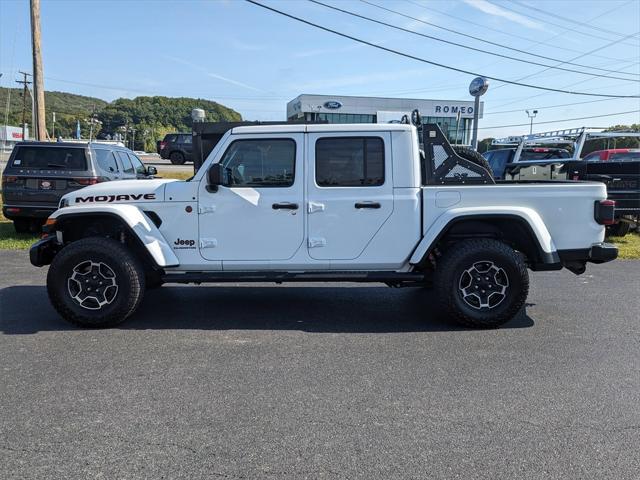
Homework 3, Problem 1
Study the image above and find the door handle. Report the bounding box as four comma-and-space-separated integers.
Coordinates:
355, 202, 381, 209
272, 202, 299, 210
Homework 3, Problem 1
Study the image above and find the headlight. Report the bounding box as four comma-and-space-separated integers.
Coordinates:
59, 197, 69, 208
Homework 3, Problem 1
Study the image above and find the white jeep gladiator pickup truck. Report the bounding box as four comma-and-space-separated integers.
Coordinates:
30, 123, 618, 328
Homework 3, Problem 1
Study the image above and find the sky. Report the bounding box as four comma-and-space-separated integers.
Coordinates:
1, 0, 639, 139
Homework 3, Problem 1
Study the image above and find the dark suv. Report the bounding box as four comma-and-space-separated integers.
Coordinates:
2, 142, 157, 232
483, 147, 571, 180
157, 133, 193, 165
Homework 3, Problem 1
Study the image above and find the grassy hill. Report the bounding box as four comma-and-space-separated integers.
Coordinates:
0, 87, 242, 150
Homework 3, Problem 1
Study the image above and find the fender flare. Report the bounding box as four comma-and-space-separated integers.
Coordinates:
409, 207, 559, 265
49, 204, 180, 268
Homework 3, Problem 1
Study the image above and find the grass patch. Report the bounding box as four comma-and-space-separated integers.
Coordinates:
608, 232, 640, 260
156, 169, 194, 181
0, 222, 37, 249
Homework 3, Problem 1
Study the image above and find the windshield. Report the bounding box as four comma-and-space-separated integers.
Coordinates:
11, 146, 87, 170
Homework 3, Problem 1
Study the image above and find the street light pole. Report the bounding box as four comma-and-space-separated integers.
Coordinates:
526, 109, 538, 135
469, 77, 489, 150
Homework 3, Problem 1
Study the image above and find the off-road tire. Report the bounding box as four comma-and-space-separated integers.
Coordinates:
47, 237, 146, 328
452, 145, 494, 178
435, 238, 529, 328
13, 218, 30, 233
606, 221, 630, 237
169, 151, 186, 165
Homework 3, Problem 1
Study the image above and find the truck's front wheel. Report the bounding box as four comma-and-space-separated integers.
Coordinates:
47, 237, 146, 328
435, 239, 529, 328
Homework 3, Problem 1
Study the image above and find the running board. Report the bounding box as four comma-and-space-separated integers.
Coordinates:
161, 271, 426, 284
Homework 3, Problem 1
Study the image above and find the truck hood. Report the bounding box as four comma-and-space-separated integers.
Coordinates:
61, 178, 178, 207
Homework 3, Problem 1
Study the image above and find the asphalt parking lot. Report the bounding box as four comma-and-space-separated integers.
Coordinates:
1, 250, 639, 479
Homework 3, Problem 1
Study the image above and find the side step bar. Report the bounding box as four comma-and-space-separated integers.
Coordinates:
161, 271, 426, 284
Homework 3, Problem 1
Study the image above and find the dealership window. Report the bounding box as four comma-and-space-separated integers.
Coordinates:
315, 137, 384, 187
220, 138, 296, 187
314, 113, 376, 124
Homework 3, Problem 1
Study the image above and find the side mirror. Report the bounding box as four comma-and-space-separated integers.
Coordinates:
207, 163, 228, 188
146, 166, 157, 176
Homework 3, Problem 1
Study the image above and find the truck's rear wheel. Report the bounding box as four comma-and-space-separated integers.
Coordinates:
606, 221, 630, 237
435, 238, 529, 328
47, 237, 146, 328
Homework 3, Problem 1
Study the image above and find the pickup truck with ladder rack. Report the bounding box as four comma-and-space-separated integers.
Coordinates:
487, 128, 640, 234
30, 121, 618, 328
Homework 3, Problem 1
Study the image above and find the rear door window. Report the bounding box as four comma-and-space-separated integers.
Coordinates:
11, 146, 87, 170
180, 134, 192, 144
164, 134, 177, 143
93, 148, 119, 174
315, 137, 384, 187
117, 151, 135, 174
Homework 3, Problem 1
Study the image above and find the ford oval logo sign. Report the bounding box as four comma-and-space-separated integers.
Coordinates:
323, 101, 342, 110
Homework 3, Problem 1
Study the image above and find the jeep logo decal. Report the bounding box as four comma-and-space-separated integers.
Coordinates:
75, 193, 156, 203
173, 238, 196, 250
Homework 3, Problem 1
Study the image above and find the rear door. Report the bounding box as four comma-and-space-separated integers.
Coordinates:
306, 132, 393, 261
180, 134, 193, 159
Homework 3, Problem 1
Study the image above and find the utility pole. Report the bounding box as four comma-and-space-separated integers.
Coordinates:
30, 0, 47, 140
16, 71, 32, 141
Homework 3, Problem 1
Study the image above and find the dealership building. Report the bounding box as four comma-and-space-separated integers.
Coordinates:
286, 94, 483, 144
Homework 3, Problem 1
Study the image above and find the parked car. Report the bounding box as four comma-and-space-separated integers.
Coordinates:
157, 133, 193, 165
2, 142, 157, 233
569, 149, 640, 236
31, 123, 617, 329
482, 147, 571, 180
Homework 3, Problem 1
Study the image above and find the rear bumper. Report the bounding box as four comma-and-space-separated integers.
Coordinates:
29, 235, 60, 267
558, 242, 618, 265
3, 204, 56, 220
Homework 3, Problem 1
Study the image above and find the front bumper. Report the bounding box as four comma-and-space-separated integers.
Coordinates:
29, 235, 60, 267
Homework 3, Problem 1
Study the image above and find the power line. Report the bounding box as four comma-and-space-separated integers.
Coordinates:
479, 109, 640, 130
484, 98, 621, 116
246, 0, 640, 98
308, 0, 638, 82
488, 30, 640, 97
498, 1, 640, 48
404, 0, 634, 64
511, 0, 640, 41
357, 0, 639, 78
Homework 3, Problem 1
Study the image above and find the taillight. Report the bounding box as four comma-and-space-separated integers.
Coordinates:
594, 199, 616, 225
160, 141, 167, 150
71, 177, 100, 186
2, 175, 18, 184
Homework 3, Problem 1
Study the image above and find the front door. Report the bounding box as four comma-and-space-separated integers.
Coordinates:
306, 132, 393, 261
198, 134, 304, 262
